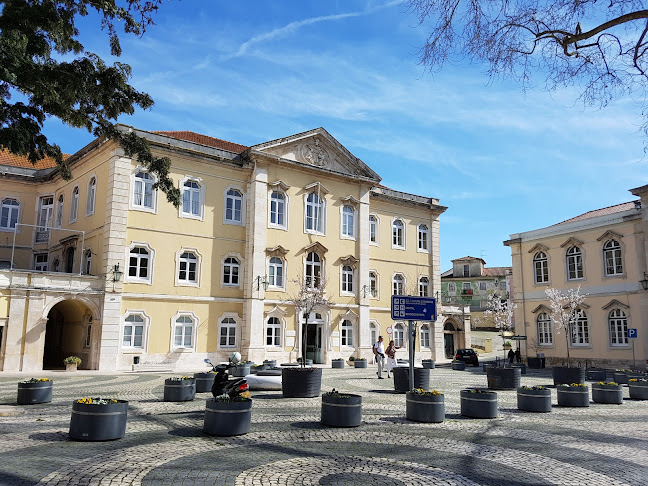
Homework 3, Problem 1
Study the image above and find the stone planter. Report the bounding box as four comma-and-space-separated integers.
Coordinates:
353, 359, 367, 368
331, 359, 345, 369
486, 366, 521, 390
263, 360, 277, 368
460, 389, 498, 418
163, 378, 196, 402
557, 386, 590, 407
628, 372, 647, 381
613, 371, 628, 384
232, 363, 252, 377
17, 380, 53, 405
527, 357, 545, 369
421, 360, 436, 369
393, 367, 430, 393
628, 380, 648, 400
511, 363, 526, 375
586, 369, 607, 381
203, 398, 252, 436
451, 361, 466, 371
552, 366, 585, 385
405, 391, 444, 423
482, 363, 493, 373
281, 367, 322, 398
321, 393, 362, 427
592, 383, 623, 404
69, 400, 128, 441
517, 387, 552, 413
65, 363, 78, 372
193, 372, 216, 393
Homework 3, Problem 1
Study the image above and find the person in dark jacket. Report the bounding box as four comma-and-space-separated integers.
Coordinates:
515, 349, 521, 363
508, 348, 515, 364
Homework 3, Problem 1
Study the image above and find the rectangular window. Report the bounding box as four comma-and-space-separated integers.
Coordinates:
479, 282, 486, 290
34, 253, 48, 271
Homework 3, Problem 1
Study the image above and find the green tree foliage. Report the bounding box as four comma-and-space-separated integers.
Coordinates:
407, 0, 648, 137
0, 0, 181, 205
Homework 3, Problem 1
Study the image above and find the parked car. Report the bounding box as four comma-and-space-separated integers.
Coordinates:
454, 348, 479, 366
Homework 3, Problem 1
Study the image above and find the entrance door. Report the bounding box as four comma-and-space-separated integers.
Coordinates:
65, 247, 75, 273
43, 309, 65, 369
444, 333, 455, 359
303, 312, 324, 364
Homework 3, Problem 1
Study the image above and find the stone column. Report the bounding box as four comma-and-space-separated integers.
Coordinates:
358, 185, 371, 356
431, 214, 445, 362
20, 291, 47, 372
3, 289, 28, 371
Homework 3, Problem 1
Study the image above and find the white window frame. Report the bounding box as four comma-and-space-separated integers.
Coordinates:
222, 254, 242, 287
223, 185, 245, 226
179, 175, 204, 220
84, 249, 92, 275
125, 242, 155, 285
448, 282, 456, 292
69, 186, 79, 223
0, 197, 20, 231
304, 192, 326, 235
218, 313, 240, 349
340, 319, 354, 347
537, 312, 553, 345
305, 251, 323, 289
418, 276, 429, 297
369, 271, 379, 300
566, 246, 584, 281
175, 248, 201, 287
533, 251, 549, 284
170, 311, 198, 352
369, 214, 379, 246
121, 311, 150, 351
268, 190, 288, 230
340, 205, 356, 240
34, 253, 48, 271
609, 308, 629, 347
267, 256, 285, 290
392, 218, 405, 250
603, 239, 623, 276
266, 316, 282, 347
417, 224, 429, 253
570, 309, 589, 346
37, 195, 54, 231
392, 273, 405, 295
420, 324, 431, 348
341, 265, 355, 295
131, 168, 157, 213
369, 321, 378, 346
85, 175, 97, 217
55, 194, 64, 228
394, 322, 405, 347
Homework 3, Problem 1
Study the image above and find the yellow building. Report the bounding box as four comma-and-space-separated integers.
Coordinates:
504, 192, 648, 368
0, 126, 456, 372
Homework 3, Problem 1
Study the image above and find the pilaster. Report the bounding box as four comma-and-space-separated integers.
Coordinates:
358, 185, 371, 352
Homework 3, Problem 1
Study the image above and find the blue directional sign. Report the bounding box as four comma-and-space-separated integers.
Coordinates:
628, 328, 638, 339
391, 296, 437, 321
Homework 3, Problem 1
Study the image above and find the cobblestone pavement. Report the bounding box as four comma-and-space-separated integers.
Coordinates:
1, 366, 647, 485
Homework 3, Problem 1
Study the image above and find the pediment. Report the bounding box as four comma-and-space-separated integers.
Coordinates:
268, 180, 291, 192
265, 305, 287, 318
266, 246, 289, 257
340, 195, 360, 205
340, 308, 359, 321
528, 243, 549, 254
250, 128, 381, 182
531, 304, 551, 314
597, 230, 623, 242
339, 255, 359, 268
302, 241, 328, 255
602, 299, 629, 310
560, 237, 584, 248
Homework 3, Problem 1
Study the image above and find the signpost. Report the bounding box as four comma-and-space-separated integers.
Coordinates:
511, 335, 527, 341
628, 329, 638, 367
390, 296, 437, 391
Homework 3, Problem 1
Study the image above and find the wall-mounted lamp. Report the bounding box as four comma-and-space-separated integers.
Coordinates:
254, 275, 269, 291
640, 272, 648, 291
362, 285, 377, 298
111, 264, 123, 283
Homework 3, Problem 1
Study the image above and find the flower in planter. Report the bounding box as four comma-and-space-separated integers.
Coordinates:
63, 356, 82, 365
520, 385, 546, 391
595, 381, 619, 386
355, 358, 367, 361
348, 356, 356, 361
558, 383, 587, 388
20, 378, 51, 384
214, 393, 250, 402
168, 376, 193, 381
615, 369, 631, 372
410, 388, 442, 396
466, 388, 491, 394
76, 397, 119, 405
629, 378, 648, 382
325, 388, 354, 398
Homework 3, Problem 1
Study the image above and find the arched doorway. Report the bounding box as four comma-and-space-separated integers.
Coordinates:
443, 321, 456, 359
43, 300, 93, 369
302, 311, 325, 364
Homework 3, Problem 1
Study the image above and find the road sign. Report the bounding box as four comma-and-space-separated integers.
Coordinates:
391, 296, 437, 321
628, 328, 638, 339
511, 335, 527, 341
386, 326, 393, 335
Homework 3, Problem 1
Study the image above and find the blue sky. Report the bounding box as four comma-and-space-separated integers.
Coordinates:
42, 0, 647, 271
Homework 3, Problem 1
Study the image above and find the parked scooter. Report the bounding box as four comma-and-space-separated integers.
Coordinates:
204, 356, 250, 399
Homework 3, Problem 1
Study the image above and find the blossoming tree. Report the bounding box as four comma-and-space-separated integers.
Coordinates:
484, 291, 517, 359
545, 286, 587, 367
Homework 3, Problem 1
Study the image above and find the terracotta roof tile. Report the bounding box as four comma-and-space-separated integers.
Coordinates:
554, 201, 638, 226
0, 149, 60, 170
154, 131, 248, 154
483, 267, 512, 277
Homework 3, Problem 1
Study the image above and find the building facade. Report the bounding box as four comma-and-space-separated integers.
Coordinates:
504, 193, 647, 368
0, 126, 458, 372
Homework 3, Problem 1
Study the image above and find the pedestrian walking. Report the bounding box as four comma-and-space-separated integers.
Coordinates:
373, 336, 385, 379
515, 349, 521, 363
385, 340, 397, 378
508, 348, 515, 364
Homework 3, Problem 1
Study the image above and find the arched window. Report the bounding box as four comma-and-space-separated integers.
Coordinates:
174, 314, 195, 349
219, 316, 237, 348
128, 246, 150, 280
84, 249, 92, 275
420, 324, 430, 348
533, 251, 549, 283
55, 195, 64, 228
417, 224, 429, 252
225, 188, 243, 223
266, 317, 281, 346
178, 252, 198, 283
223, 257, 240, 285
305, 192, 324, 233
123, 314, 145, 348
268, 257, 284, 288
341, 205, 355, 238
0, 198, 19, 230
305, 252, 321, 288
604, 240, 623, 276
566, 246, 583, 280
537, 312, 552, 345
369, 215, 378, 244
86, 176, 96, 216
369, 321, 377, 345
609, 309, 628, 346
134, 171, 154, 209
394, 323, 405, 347
418, 276, 429, 297
369, 271, 378, 297
570, 309, 589, 345
182, 180, 201, 216
341, 265, 354, 293
341, 319, 353, 346
269, 191, 285, 227
392, 274, 404, 295
70, 186, 79, 222
392, 219, 404, 248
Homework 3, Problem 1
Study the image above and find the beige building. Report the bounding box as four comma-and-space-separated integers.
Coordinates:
0, 126, 465, 372
504, 191, 648, 368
